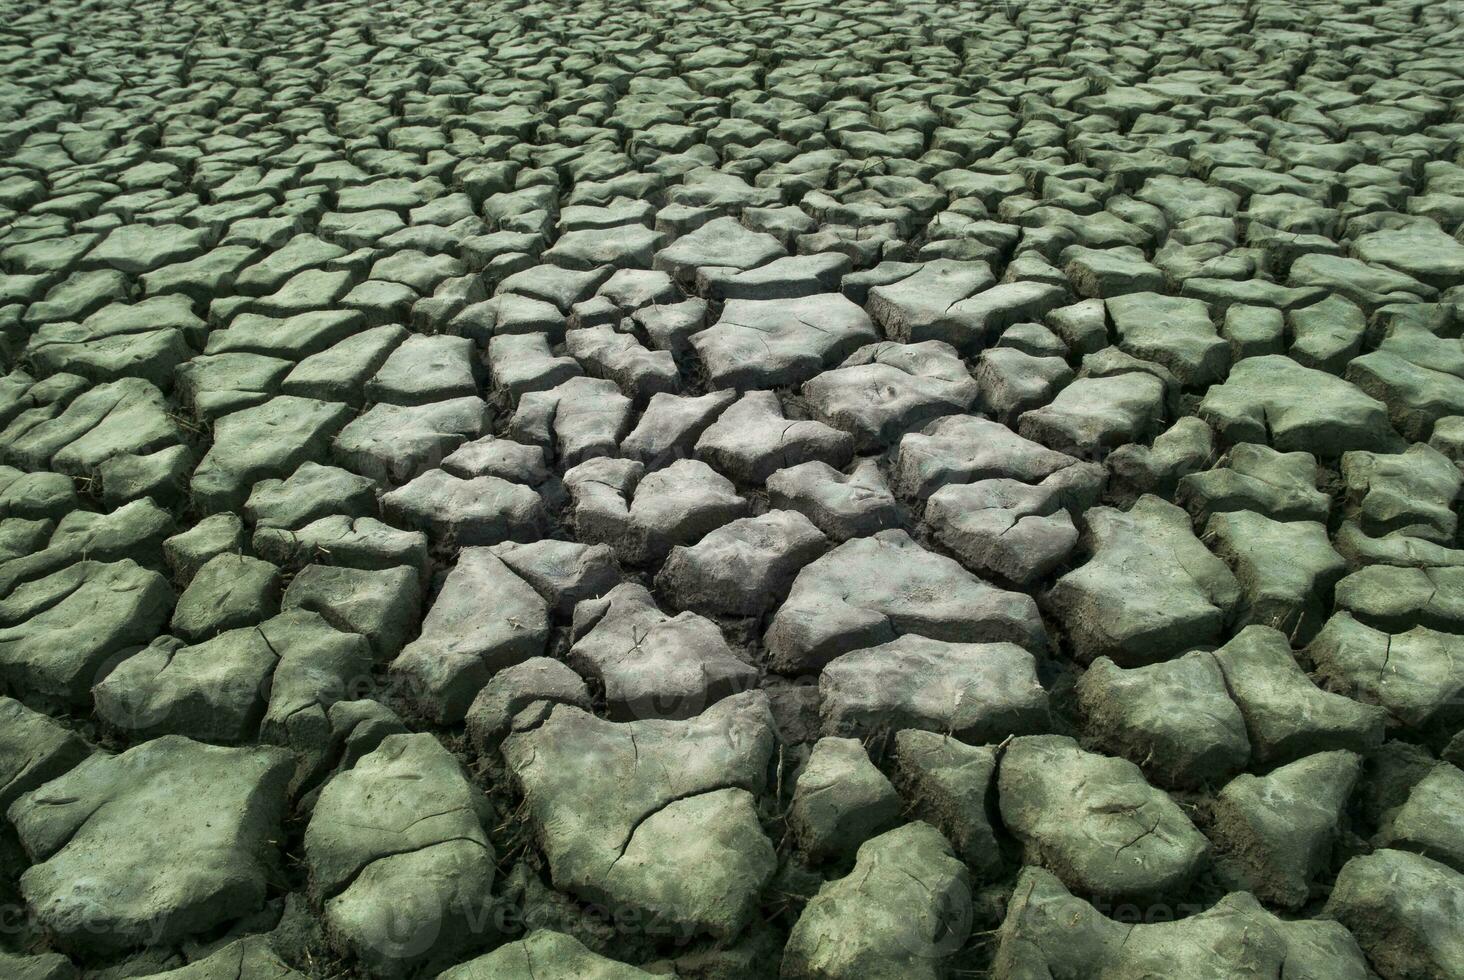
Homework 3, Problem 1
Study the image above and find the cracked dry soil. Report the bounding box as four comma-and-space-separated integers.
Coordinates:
2, 0, 1464, 977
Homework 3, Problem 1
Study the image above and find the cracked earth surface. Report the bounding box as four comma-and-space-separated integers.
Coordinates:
2, 0, 1464, 977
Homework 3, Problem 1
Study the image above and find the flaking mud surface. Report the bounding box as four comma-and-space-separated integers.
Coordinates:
2, 0, 1464, 977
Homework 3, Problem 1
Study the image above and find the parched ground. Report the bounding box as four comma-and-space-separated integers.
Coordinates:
2, 0, 1464, 976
